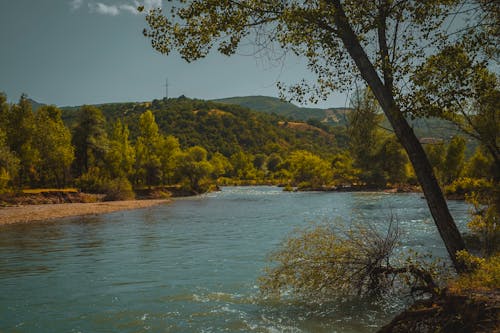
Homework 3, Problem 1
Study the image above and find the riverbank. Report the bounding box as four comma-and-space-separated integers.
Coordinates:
377, 290, 500, 333
0, 199, 170, 225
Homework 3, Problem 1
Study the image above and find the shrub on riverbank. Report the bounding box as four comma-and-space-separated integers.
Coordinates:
259, 220, 441, 302
103, 177, 135, 201
444, 177, 494, 199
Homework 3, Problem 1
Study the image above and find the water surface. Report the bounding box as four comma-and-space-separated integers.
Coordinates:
0, 187, 470, 332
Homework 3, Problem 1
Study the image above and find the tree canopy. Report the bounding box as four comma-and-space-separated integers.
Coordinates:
140, 0, 499, 270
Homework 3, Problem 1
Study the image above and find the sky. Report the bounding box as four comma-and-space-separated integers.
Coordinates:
0, 0, 348, 108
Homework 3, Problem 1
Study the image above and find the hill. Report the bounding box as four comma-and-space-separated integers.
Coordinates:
213, 96, 351, 126
27, 98, 45, 111
58, 95, 467, 155
213, 95, 462, 142
61, 97, 342, 158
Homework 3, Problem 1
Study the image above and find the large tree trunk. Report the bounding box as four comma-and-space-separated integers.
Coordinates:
330, 0, 466, 272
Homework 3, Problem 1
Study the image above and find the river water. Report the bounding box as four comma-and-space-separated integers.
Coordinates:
0, 186, 470, 332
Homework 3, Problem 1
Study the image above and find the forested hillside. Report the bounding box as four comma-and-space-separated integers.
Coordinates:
213, 95, 351, 125
214, 95, 463, 142
62, 96, 342, 157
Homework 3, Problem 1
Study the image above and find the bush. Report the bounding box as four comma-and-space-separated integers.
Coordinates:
465, 191, 499, 256
76, 167, 107, 193
259, 220, 441, 302
444, 177, 493, 197
102, 177, 135, 201
0, 168, 10, 192
452, 251, 500, 292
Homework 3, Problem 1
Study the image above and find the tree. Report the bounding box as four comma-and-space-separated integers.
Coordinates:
158, 135, 181, 185
464, 147, 494, 179
6, 95, 40, 187
0, 93, 8, 130
424, 142, 446, 183
266, 153, 283, 174
442, 136, 466, 185
0, 94, 19, 190
347, 88, 385, 184
135, 110, 162, 187
72, 105, 108, 176
106, 119, 135, 180
331, 152, 360, 185
210, 152, 232, 179
176, 146, 213, 193
229, 150, 257, 180
377, 137, 410, 185
253, 153, 267, 171
34, 106, 74, 187
0, 128, 19, 190
413, 45, 499, 181
287, 150, 332, 188
142, 0, 472, 270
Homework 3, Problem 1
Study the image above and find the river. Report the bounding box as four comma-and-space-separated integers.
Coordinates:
0, 186, 470, 332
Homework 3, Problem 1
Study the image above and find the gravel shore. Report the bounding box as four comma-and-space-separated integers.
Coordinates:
0, 199, 170, 225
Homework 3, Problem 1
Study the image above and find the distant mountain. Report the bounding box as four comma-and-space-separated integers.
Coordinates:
213, 96, 351, 126
27, 98, 45, 111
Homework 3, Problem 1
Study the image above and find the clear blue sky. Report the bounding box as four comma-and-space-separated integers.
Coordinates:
0, 0, 348, 108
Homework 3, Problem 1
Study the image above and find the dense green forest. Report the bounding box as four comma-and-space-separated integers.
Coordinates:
0, 92, 495, 198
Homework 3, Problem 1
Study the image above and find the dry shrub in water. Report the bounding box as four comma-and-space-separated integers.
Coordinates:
259, 219, 441, 303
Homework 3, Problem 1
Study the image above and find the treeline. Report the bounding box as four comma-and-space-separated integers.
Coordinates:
0, 92, 495, 197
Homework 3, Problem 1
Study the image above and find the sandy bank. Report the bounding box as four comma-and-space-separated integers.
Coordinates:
0, 199, 170, 225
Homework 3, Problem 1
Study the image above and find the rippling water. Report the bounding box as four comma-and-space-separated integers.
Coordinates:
0, 186, 470, 332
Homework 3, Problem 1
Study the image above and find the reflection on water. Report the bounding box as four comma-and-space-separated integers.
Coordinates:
0, 187, 470, 332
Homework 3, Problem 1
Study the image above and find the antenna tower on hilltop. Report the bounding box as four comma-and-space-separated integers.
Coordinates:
164, 78, 169, 100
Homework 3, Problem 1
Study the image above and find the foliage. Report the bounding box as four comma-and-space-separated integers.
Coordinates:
426, 136, 469, 186
348, 89, 383, 178
266, 153, 283, 173
348, 88, 409, 186
377, 137, 410, 185
442, 136, 466, 185
260, 220, 440, 302
210, 152, 232, 179
465, 192, 499, 256
424, 142, 446, 182
6, 95, 40, 187
176, 146, 213, 193
452, 251, 500, 292
75, 167, 108, 193
135, 111, 162, 187
106, 120, 135, 180
102, 177, 135, 201
413, 45, 500, 180
463, 147, 494, 179
287, 150, 332, 188
229, 150, 257, 180
215, 96, 350, 126
444, 177, 494, 197
0, 129, 19, 191
72, 105, 108, 176
330, 152, 361, 185
33, 106, 74, 187
158, 135, 181, 185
